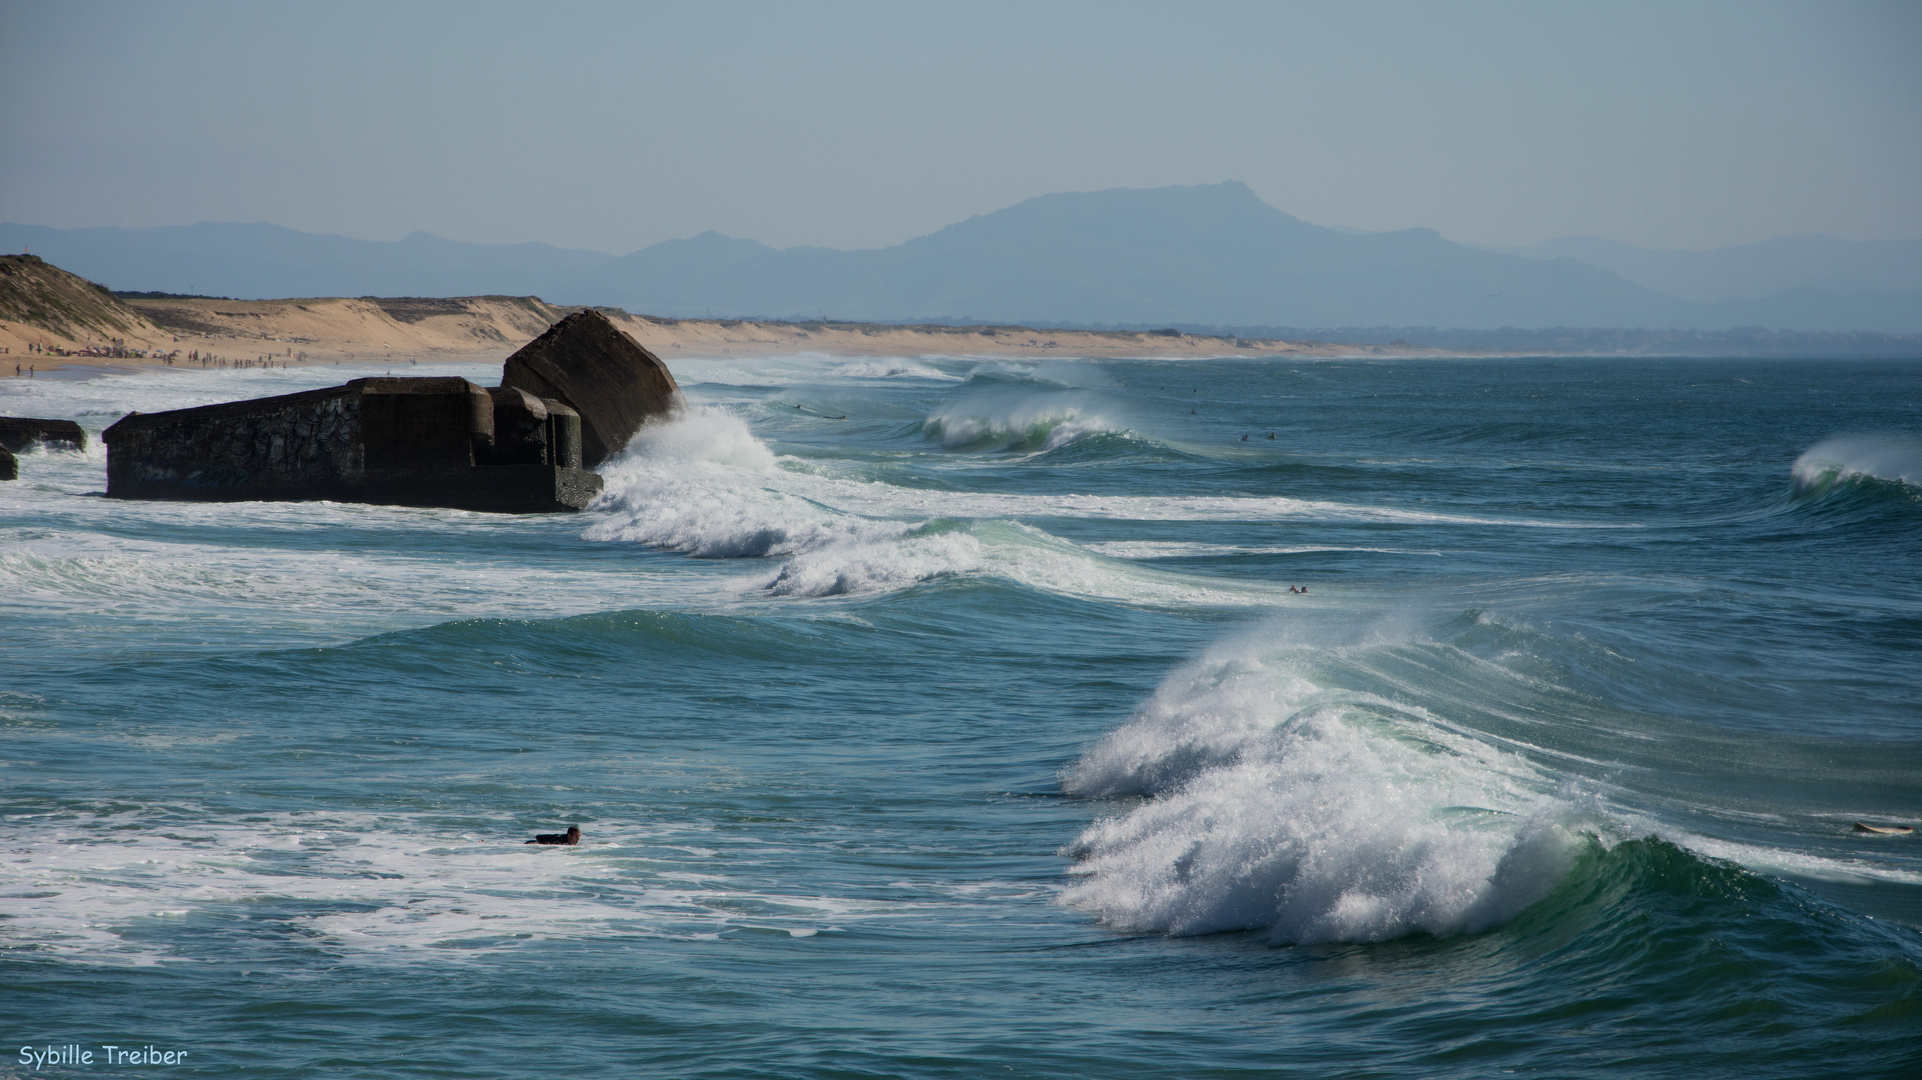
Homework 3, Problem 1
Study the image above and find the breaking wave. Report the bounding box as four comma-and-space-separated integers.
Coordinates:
831, 359, 961, 381
583, 409, 1293, 603
922, 390, 1127, 453
1791, 435, 1922, 496
585, 408, 968, 595
1059, 623, 1592, 944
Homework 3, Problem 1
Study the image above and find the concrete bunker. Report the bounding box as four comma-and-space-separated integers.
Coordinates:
101, 309, 681, 513
0, 418, 88, 454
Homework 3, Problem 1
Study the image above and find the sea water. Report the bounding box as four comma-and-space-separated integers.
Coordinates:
1, 355, 1917, 1078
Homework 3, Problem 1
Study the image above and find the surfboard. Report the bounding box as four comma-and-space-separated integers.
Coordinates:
1852, 822, 1915, 835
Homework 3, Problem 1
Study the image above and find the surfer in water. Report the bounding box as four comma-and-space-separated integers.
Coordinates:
526, 826, 582, 845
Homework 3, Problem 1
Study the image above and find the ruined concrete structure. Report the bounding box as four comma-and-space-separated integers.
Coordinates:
100, 307, 678, 513
0, 417, 87, 453
503, 309, 681, 467
104, 377, 599, 512
0, 417, 86, 481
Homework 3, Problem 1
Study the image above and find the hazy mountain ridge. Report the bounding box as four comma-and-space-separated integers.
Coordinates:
5, 183, 1918, 332
1479, 233, 1922, 303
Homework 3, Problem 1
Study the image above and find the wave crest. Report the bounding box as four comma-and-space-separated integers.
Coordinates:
830, 359, 959, 381
1791, 434, 1922, 495
586, 408, 982, 594
1060, 628, 1586, 944
923, 391, 1125, 453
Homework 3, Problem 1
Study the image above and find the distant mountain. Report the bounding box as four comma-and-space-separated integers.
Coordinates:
0, 221, 613, 301
7, 185, 1919, 332
568, 184, 1918, 331
1484, 234, 1922, 303
567, 183, 1705, 327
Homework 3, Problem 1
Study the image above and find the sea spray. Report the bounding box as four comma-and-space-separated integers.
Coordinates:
923, 389, 1127, 453
585, 408, 1286, 602
1791, 434, 1922, 495
587, 407, 986, 593
1061, 623, 1588, 943
831, 359, 961, 381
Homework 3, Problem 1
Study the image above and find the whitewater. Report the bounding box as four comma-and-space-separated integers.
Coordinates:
2, 354, 1918, 1078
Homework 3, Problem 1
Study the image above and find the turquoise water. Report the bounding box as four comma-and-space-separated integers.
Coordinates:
2, 354, 1919, 1078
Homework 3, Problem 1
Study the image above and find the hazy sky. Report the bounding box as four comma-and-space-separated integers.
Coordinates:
3, 1, 1917, 254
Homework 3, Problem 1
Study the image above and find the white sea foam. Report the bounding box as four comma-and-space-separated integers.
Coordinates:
806, 484, 1623, 529
586, 408, 960, 594
1084, 541, 1446, 559
586, 409, 1293, 604
0, 525, 731, 638
0, 810, 981, 965
1791, 434, 1922, 493
590, 410, 1602, 534
663, 354, 962, 388
1059, 623, 1587, 944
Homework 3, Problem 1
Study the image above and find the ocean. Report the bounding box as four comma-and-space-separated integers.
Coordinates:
2, 353, 1918, 1078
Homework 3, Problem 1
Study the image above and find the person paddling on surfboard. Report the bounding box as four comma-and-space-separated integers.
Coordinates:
526, 826, 581, 845
1853, 822, 1914, 835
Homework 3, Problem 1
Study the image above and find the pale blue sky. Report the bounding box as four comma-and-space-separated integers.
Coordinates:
2, 0, 1917, 253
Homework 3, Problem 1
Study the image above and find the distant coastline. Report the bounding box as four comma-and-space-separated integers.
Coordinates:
5, 251, 1914, 376
2, 286, 1421, 374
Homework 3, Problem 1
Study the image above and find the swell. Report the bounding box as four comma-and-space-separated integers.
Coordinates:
922, 389, 1130, 454
1783, 434, 1922, 528
1057, 608, 1922, 949
1792, 434, 1922, 496
1058, 628, 1586, 944
1369, 836, 1922, 1074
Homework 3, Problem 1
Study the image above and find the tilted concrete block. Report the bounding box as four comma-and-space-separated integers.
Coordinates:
501, 309, 680, 467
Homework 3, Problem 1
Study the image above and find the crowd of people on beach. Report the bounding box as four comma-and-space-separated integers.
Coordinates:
183, 349, 304, 369
15, 339, 162, 361
11, 342, 307, 375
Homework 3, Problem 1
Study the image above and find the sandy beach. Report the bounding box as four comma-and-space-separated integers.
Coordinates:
0, 290, 1421, 375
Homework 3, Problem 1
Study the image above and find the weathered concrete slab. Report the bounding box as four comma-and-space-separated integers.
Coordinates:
361, 377, 494, 470
103, 377, 601, 512
485, 386, 550, 467
0, 417, 87, 453
501, 309, 680, 467
481, 388, 584, 469
0, 444, 15, 481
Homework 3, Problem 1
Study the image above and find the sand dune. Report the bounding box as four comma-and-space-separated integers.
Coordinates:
2, 257, 1408, 372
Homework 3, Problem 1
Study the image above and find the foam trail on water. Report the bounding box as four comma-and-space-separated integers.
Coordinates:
806, 485, 1628, 528
1085, 541, 1446, 559
0, 809, 981, 965
1060, 623, 1587, 944
1791, 434, 1922, 493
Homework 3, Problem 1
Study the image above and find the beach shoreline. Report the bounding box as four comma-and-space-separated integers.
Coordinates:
1, 292, 1424, 375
